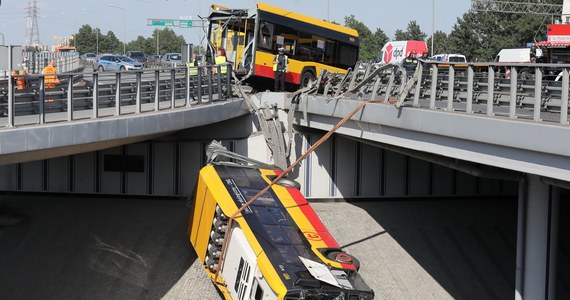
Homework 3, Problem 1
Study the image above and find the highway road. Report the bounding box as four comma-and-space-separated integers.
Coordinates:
0, 194, 568, 299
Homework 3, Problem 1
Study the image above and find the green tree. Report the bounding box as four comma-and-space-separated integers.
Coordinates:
154, 28, 186, 54
74, 25, 99, 54
344, 15, 389, 61
127, 36, 155, 55
448, 1, 553, 61
394, 21, 427, 41
426, 31, 451, 55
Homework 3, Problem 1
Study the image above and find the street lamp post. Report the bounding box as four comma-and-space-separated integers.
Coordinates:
431, 0, 435, 55
137, 0, 160, 55
81, 8, 99, 54
109, 4, 127, 54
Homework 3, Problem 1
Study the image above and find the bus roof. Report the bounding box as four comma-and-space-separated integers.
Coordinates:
257, 2, 358, 38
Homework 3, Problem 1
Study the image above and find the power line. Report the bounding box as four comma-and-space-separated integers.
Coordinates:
471, 0, 562, 16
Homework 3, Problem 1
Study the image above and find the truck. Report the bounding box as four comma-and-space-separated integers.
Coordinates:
380, 40, 428, 64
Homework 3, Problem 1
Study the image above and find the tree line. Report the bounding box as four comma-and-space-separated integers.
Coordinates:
73, 0, 563, 62
344, 0, 564, 62
74, 25, 186, 55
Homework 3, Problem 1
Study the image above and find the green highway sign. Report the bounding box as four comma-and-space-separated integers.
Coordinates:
148, 19, 193, 28
179, 20, 192, 28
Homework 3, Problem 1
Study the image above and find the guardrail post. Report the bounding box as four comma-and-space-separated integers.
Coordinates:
185, 67, 191, 107
67, 74, 73, 121
466, 65, 474, 114
486, 66, 494, 116
533, 67, 542, 122
170, 68, 176, 109
413, 62, 423, 107
115, 72, 121, 116
383, 67, 395, 103
447, 65, 455, 111
92, 73, 99, 119
561, 68, 569, 125
226, 65, 232, 99
216, 65, 223, 100
509, 66, 518, 119
7, 45, 14, 128
135, 71, 142, 114
430, 64, 438, 109
197, 67, 203, 104
207, 66, 213, 103
39, 77, 45, 124
154, 70, 160, 111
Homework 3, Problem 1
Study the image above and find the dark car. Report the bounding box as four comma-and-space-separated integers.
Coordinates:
126, 51, 147, 64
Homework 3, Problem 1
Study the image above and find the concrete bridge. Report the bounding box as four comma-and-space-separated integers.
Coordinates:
1, 60, 570, 299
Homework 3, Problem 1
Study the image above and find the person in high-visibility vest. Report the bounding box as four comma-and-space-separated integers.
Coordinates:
11, 68, 27, 90
186, 52, 199, 76
272, 47, 288, 92
215, 48, 227, 75
42, 60, 60, 88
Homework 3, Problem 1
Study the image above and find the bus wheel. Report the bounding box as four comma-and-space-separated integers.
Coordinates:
300, 70, 315, 88
326, 250, 360, 271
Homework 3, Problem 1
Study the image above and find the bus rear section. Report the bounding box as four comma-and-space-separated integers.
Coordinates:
188, 162, 375, 299
207, 2, 359, 87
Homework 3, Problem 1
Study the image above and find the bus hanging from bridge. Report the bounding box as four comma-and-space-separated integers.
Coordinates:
206, 2, 359, 88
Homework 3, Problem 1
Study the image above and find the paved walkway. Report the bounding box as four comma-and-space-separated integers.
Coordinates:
1, 195, 566, 299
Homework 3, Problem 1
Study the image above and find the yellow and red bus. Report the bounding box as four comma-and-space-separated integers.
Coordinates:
207, 3, 359, 87
188, 147, 374, 299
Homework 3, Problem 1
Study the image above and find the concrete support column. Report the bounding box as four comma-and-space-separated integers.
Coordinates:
515, 174, 559, 300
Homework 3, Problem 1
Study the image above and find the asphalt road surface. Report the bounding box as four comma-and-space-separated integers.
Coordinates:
0, 194, 568, 299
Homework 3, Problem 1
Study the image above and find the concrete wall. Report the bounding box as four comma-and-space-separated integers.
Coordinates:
0, 130, 517, 198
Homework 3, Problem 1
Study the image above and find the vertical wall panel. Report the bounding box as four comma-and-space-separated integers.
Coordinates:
126, 143, 149, 195
73, 152, 96, 193
179, 141, 203, 196
359, 143, 382, 197
334, 136, 357, 198
456, 171, 477, 195
153, 143, 175, 196
384, 151, 406, 196
408, 158, 431, 196
21, 161, 43, 191
0, 164, 18, 191
431, 164, 454, 195
308, 133, 333, 198
100, 148, 122, 194
48, 157, 69, 192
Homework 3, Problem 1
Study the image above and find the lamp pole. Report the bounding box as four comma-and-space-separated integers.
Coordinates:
109, 4, 127, 54
81, 8, 99, 54
431, 0, 435, 55
137, 0, 160, 55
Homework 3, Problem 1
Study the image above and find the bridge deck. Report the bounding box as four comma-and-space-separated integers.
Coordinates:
2, 195, 567, 299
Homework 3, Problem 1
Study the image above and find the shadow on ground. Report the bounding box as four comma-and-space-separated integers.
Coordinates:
0, 195, 217, 299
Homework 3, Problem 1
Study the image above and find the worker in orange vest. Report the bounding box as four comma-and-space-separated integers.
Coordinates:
42, 60, 60, 88
11, 68, 27, 90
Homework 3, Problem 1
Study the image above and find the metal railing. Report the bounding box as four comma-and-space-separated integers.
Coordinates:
0, 62, 234, 128
310, 60, 570, 125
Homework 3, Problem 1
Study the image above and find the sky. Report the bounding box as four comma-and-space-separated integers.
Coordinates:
0, 0, 472, 49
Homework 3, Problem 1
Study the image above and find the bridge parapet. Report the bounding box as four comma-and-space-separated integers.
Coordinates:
0, 63, 233, 128
307, 60, 570, 125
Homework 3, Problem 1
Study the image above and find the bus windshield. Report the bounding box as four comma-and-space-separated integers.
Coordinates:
207, 2, 359, 87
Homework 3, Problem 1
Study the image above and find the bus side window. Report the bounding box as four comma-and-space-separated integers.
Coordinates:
259, 22, 274, 51
250, 279, 263, 300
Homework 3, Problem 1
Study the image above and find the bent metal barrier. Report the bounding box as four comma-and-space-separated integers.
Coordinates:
308, 60, 570, 125
0, 63, 233, 128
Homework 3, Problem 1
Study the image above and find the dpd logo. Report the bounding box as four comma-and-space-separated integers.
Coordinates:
383, 44, 393, 63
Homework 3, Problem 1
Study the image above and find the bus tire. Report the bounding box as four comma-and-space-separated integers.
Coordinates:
326, 250, 360, 271
300, 69, 315, 88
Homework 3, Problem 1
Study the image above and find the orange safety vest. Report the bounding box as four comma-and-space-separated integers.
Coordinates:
43, 65, 60, 88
